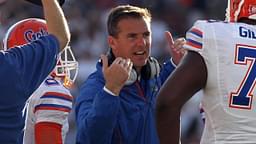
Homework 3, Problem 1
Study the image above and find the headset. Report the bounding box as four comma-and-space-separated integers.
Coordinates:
106, 49, 161, 85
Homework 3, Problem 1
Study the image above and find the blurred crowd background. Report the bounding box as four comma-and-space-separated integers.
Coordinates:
0, 0, 227, 143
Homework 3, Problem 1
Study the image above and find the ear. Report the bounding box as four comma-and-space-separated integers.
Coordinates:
108, 35, 117, 50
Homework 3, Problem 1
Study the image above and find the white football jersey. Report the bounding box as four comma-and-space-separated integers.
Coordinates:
184, 20, 256, 144
23, 76, 73, 144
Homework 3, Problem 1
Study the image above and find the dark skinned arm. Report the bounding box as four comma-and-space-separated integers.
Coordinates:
156, 51, 207, 144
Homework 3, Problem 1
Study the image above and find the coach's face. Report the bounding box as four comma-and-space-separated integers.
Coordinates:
108, 17, 152, 71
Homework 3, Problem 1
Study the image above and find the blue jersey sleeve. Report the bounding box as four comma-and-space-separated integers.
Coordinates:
4, 34, 59, 96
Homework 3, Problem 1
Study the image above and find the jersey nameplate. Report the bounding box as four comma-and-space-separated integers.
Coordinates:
239, 26, 256, 40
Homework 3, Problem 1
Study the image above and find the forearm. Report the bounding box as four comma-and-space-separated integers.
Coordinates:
76, 90, 120, 142
41, 0, 70, 50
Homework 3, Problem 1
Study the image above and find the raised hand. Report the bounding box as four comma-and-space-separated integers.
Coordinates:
165, 31, 186, 65
101, 54, 133, 95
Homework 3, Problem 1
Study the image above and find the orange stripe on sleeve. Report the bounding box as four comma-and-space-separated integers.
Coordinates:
35, 122, 63, 144
186, 40, 202, 49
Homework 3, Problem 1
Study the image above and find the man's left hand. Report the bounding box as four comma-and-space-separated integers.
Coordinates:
165, 31, 186, 65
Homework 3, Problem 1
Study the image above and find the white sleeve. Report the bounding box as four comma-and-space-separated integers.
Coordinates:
184, 20, 205, 52
34, 91, 73, 125
103, 86, 118, 96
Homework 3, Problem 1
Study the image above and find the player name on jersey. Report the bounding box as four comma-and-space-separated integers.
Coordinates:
239, 26, 256, 40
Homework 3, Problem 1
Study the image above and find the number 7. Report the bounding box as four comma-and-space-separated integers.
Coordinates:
230, 44, 256, 109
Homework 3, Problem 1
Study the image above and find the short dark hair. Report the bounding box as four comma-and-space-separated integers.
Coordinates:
107, 5, 151, 37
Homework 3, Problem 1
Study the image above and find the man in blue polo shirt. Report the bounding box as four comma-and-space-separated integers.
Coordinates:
0, 0, 70, 143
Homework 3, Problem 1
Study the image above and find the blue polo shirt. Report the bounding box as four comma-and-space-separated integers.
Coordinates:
0, 34, 59, 143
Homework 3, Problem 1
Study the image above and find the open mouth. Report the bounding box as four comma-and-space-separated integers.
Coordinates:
134, 51, 145, 55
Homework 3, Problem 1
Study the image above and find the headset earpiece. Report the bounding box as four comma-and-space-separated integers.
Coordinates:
105, 50, 160, 85
125, 69, 137, 85
106, 50, 138, 85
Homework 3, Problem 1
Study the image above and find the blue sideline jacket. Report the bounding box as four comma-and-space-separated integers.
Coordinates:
75, 59, 176, 144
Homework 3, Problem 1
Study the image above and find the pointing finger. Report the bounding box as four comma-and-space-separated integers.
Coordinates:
165, 31, 174, 48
